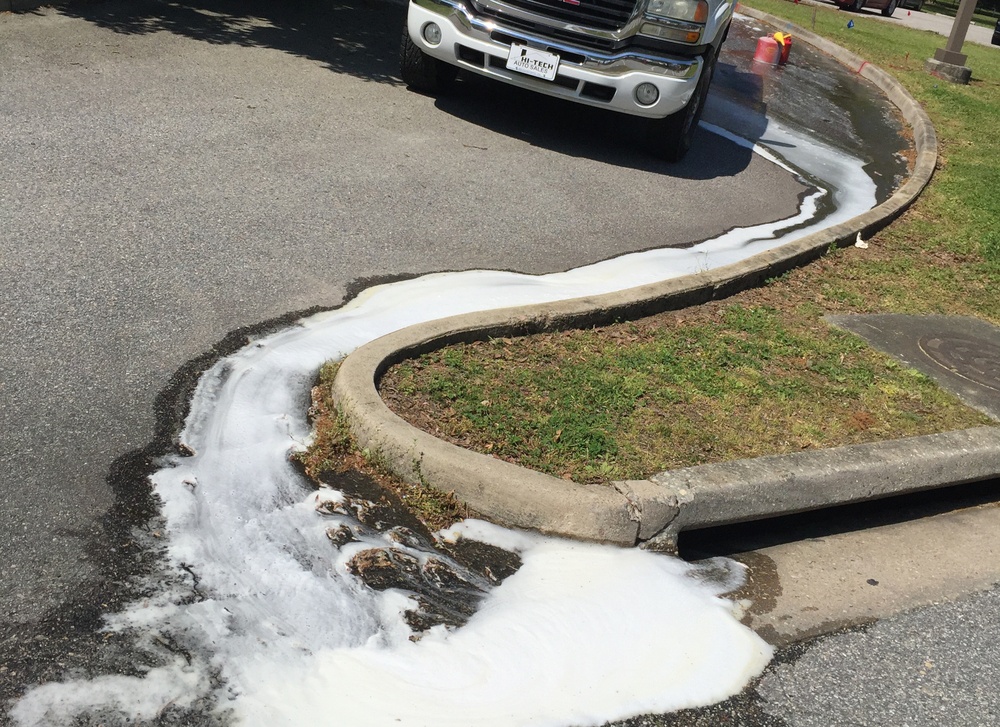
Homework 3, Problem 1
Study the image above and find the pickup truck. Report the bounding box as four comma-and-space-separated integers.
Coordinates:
400, 0, 734, 161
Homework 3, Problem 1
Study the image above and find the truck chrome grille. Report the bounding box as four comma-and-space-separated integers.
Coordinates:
477, 8, 623, 51
482, 0, 638, 31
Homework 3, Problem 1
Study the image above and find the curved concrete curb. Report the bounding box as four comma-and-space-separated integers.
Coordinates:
333, 13, 996, 546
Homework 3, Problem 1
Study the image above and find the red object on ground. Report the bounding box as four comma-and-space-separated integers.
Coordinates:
753, 36, 781, 65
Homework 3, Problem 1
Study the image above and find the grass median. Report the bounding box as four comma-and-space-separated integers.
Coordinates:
313, 0, 999, 492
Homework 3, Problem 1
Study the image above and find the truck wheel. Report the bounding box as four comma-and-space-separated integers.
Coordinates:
400, 25, 458, 93
646, 52, 715, 163
881, 0, 898, 15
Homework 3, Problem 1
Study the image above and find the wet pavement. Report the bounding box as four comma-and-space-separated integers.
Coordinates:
0, 0, 946, 725
721, 13, 909, 203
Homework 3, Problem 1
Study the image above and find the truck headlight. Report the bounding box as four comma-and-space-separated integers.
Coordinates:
645, 0, 709, 23
634, 82, 660, 106
642, 0, 708, 43
640, 21, 703, 43
422, 22, 442, 46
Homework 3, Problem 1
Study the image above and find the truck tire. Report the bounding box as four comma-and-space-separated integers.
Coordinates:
881, 0, 898, 15
646, 51, 715, 163
400, 25, 458, 93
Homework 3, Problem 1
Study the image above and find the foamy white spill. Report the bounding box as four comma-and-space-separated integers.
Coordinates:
12, 118, 874, 727
10, 660, 209, 725
239, 522, 769, 727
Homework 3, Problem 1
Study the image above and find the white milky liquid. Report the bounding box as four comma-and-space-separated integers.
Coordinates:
12, 117, 875, 727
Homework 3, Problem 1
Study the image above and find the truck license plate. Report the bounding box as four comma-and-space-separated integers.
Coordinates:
506, 44, 560, 81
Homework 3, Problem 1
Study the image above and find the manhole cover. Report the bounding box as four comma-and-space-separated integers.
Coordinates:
825, 314, 1000, 420
918, 335, 1000, 392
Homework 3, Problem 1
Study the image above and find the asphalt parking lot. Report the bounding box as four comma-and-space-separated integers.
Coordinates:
0, 0, 916, 722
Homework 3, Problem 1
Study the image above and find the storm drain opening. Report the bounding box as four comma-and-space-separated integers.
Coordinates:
677, 476, 1000, 562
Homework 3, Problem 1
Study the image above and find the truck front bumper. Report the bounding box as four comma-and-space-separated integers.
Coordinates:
407, 0, 704, 118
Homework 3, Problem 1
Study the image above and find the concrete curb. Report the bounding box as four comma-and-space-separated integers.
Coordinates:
333, 10, 997, 546
642, 425, 1000, 548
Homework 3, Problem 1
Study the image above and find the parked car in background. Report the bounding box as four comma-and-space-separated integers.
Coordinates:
835, 0, 900, 16
993, 17, 1000, 46
900, 0, 924, 10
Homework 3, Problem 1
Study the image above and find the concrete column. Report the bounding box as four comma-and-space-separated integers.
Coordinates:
926, 0, 978, 84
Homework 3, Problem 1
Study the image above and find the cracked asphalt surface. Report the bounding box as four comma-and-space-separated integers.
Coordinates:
0, 0, 806, 716
0, 0, 800, 630
4, 0, 997, 725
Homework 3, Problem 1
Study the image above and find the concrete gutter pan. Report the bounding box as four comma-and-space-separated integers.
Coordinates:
333, 8, 1000, 548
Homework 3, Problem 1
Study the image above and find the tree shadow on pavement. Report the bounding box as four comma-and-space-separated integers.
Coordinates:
58, 0, 406, 85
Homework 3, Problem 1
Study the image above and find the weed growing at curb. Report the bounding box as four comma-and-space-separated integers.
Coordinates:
296, 362, 470, 531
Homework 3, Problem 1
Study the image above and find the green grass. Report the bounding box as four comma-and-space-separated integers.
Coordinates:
385, 301, 990, 482
372, 1, 1000, 483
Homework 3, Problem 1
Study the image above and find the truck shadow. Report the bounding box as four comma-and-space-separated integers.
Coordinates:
428, 58, 766, 179
431, 57, 771, 179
